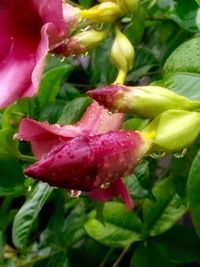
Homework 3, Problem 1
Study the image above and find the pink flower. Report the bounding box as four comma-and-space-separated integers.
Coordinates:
25, 131, 147, 209
17, 100, 150, 209
17, 101, 139, 208
0, 0, 78, 108
17, 101, 123, 159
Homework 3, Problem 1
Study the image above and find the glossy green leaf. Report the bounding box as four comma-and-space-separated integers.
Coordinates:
130, 242, 172, 267
143, 178, 187, 236
158, 0, 200, 32
0, 157, 25, 196
164, 37, 200, 74
12, 182, 53, 250
38, 65, 72, 108
156, 37, 200, 100
58, 97, 91, 124
156, 224, 200, 264
188, 148, 200, 237
84, 202, 143, 247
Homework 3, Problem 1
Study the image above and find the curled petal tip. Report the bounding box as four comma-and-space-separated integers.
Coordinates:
87, 84, 124, 108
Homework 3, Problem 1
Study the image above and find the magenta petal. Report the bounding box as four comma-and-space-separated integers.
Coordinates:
17, 118, 84, 158
87, 179, 134, 210
25, 136, 97, 191
87, 84, 125, 109
77, 101, 124, 135
0, 0, 65, 108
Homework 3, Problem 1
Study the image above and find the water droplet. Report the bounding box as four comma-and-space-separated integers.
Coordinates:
59, 56, 65, 62
70, 190, 81, 197
149, 152, 166, 159
107, 111, 113, 115
100, 182, 111, 189
173, 148, 187, 158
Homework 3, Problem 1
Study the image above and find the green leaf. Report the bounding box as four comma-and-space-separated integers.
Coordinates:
12, 182, 53, 250
39, 100, 66, 123
84, 202, 143, 247
188, 148, 200, 237
38, 65, 72, 108
46, 253, 70, 267
124, 5, 147, 46
2, 99, 29, 129
130, 242, 172, 267
90, 37, 116, 85
196, 0, 200, 6
124, 174, 151, 199
143, 178, 187, 236
164, 37, 200, 74
158, 0, 200, 32
58, 97, 92, 124
122, 118, 149, 131
0, 129, 20, 158
0, 156, 25, 196
127, 47, 158, 83
171, 139, 200, 198
156, 37, 200, 100
155, 224, 200, 264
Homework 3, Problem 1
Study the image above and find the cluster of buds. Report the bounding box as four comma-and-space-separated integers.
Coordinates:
88, 84, 200, 153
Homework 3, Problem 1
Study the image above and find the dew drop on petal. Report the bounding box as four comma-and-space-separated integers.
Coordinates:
100, 182, 111, 189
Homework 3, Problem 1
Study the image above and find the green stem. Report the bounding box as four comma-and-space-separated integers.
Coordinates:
114, 69, 127, 84
19, 154, 36, 163
99, 248, 114, 267
0, 232, 4, 266
112, 245, 130, 267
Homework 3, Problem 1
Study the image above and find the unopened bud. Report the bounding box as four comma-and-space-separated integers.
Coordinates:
142, 110, 200, 151
51, 30, 108, 56
117, 0, 139, 14
88, 85, 200, 118
79, 2, 122, 23
110, 28, 134, 73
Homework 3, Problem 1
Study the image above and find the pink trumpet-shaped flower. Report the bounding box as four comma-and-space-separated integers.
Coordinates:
25, 131, 147, 209
17, 101, 139, 209
0, 0, 78, 108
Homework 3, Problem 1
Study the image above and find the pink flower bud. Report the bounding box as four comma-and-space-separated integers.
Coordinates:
88, 84, 200, 118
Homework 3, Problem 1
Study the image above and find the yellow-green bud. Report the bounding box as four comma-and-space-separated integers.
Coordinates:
79, 2, 122, 23
117, 0, 139, 14
142, 110, 200, 151
90, 85, 200, 118
110, 28, 134, 73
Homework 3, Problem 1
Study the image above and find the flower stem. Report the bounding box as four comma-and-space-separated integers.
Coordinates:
19, 154, 36, 163
99, 248, 114, 267
112, 245, 130, 267
113, 69, 127, 84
